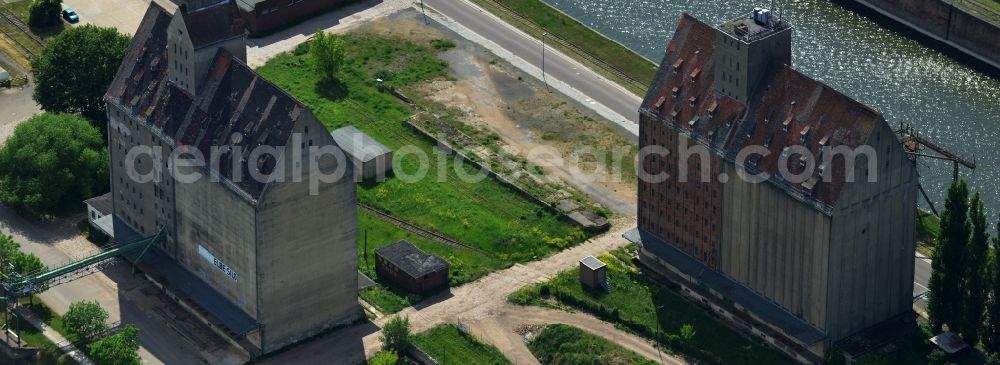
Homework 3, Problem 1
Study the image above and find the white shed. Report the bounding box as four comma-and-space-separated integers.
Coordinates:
330, 125, 393, 181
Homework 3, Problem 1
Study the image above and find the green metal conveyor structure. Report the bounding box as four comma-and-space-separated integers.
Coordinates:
0, 228, 163, 346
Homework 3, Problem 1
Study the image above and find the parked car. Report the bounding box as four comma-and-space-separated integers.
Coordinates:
61, 8, 79, 23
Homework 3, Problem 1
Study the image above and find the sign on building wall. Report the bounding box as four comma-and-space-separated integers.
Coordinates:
198, 245, 238, 282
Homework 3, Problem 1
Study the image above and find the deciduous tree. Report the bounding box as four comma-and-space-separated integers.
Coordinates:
0, 234, 44, 277
63, 300, 109, 342
928, 179, 971, 332
31, 24, 129, 124
27, 0, 62, 29
0, 113, 108, 215
88, 324, 140, 365
310, 30, 345, 81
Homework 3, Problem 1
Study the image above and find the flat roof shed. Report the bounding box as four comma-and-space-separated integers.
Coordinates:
375, 241, 450, 295
331, 125, 393, 181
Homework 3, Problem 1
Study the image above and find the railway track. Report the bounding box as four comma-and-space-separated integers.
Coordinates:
359, 203, 493, 256
0, 6, 42, 59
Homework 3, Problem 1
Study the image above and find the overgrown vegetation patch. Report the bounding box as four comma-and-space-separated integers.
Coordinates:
528, 324, 655, 365
509, 245, 794, 365
412, 324, 510, 365
258, 30, 590, 312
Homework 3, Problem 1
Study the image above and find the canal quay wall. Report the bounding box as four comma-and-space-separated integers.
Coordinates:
839, 0, 1000, 73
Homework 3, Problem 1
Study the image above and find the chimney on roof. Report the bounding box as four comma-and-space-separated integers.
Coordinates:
713, 9, 792, 103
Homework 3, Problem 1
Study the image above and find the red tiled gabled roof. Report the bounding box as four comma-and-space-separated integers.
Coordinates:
640, 13, 884, 209
105, 2, 317, 202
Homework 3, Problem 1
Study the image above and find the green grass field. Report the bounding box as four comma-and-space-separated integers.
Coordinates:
958, 0, 1000, 23
528, 324, 656, 365
0, 1, 63, 57
470, 0, 657, 95
509, 245, 794, 365
0, 298, 77, 365
412, 325, 510, 365
917, 209, 941, 257
258, 32, 589, 312
357, 208, 509, 313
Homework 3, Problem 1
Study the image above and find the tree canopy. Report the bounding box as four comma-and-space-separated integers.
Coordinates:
88, 324, 141, 365
0, 234, 44, 278
311, 30, 345, 81
31, 24, 130, 124
0, 113, 108, 215
27, 0, 62, 29
984, 219, 1000, 355
928, 179, 971, 332
962, 193, 989, 344
64, 300, 109, 342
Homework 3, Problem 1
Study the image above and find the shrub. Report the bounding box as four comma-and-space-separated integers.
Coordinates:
310, 30, 345, 80
380, 315, 412, 353
539, 285, 550, 297
430, 39, 456, 51
368, 350, 399, 365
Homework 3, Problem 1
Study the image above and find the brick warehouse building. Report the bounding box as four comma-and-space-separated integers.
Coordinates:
180, 0, 351, 34
627, 11, 918, 363
235, 0, 351, 34
105, 1, 360, 356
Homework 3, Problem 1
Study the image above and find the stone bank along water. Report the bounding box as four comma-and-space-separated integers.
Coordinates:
544, 0, 1000, 219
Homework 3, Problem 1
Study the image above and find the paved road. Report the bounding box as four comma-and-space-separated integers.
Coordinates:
0, 83, 40, 136
914, 252, 932, 310
0, 205, 243, 365
423, 0, 642, 129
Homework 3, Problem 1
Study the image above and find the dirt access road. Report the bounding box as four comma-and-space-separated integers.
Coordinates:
467, 305, 685, 365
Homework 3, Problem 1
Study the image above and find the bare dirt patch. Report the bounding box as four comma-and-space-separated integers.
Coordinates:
364, 12, 638, 215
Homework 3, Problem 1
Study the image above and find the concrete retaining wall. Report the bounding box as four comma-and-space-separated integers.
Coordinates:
846, 0, 1000, 71
947, 8, 1000, 65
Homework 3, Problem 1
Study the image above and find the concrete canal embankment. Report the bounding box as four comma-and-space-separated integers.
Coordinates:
839, 0, 1000, 73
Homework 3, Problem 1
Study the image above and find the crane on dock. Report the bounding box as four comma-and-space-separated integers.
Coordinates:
897, 124, 976, 216
1, 228, 163, 346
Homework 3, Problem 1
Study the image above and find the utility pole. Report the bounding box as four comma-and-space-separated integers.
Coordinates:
541, 32, 550, 92
420, 0, 428, 25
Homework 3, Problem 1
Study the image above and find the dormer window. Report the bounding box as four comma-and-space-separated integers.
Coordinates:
782, 115, 793, 131
672, 59, 683, 73
819, 135, 830, 147
689, 96, 697, 107
671, 86, 679, 98
799, 126, 811, 144
689, 67, 701, 81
